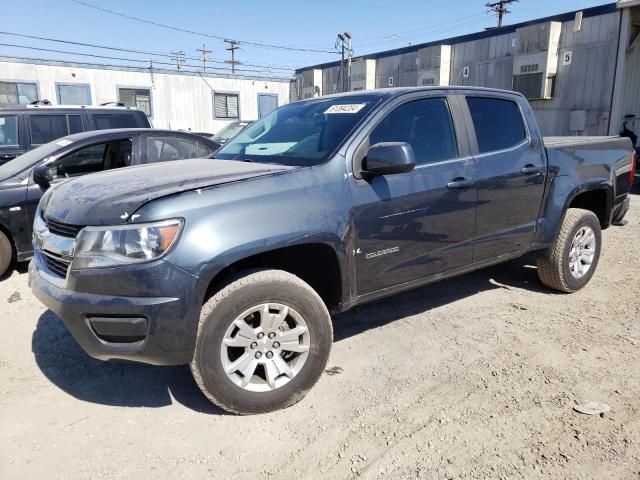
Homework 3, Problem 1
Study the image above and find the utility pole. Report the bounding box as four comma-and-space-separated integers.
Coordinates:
224, 39, 240, 74
196, 43, 212, 72
486, 0, 518, 28
170, 50, 186, 70
335, 32, 353, 92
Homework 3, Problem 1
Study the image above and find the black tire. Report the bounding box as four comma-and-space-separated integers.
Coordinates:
536, 208, 602, 293
0, 230, 13, 279
191, 269, 333, 415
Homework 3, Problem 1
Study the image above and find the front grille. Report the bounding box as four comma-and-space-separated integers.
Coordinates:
42, 250, 72, 278
46, 217, 84, 238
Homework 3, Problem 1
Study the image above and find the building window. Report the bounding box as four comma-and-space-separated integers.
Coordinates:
118, 87, 152, 116
213, 92, 239, 119
0, 81, 38, 106
56, 83, 92, 105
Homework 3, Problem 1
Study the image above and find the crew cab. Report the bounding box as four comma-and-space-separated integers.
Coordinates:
29, 87, 636, 415
0, 104, 151, 165
0, 128, 219, 277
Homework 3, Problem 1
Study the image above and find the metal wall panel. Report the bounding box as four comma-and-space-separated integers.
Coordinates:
323, 65, 343, 94
619, 7, 640, 140
375, 51, 418, 88
533, 12, 620, 135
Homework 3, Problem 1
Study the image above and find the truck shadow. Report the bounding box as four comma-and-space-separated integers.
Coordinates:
31, 255, 548, 414
31, 311, 227, 415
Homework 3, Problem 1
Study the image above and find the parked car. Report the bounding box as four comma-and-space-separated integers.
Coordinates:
210, 121, 253, 145
29, 87, 635, 415
0, 103, 151, 166
0, 128, 219, 277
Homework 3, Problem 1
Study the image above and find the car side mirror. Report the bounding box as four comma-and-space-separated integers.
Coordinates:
363, 142, 416, 176
33, 164, 54, 188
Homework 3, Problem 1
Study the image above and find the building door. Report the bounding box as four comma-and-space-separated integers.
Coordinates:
258, 94, 278, 118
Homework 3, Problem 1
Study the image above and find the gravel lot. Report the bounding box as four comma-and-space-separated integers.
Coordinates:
1, 196, 639, 480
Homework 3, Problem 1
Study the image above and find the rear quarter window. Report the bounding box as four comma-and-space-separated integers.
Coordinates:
90, 112, 149, 130
466, 97, 527, 154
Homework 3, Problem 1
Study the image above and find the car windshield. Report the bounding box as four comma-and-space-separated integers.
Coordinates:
215, 95, 382, 166
212, 122, 248, 143
0, 139, 68, 182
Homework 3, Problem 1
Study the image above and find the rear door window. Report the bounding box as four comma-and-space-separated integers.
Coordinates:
0, 115, 19, 146
30, 115, 68, 145
466, 97, 527, 154
68, 114, 83, 134
145, 136, 205, 162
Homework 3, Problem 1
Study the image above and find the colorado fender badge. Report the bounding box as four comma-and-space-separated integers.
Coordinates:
365, 247, 400, 260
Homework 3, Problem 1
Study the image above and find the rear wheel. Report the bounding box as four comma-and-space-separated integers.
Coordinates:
191, 269, 333, 415
536, 208, 602, 293
0, 230, 13, 278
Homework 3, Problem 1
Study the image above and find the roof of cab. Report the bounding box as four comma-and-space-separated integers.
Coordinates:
302, 85, 525, 101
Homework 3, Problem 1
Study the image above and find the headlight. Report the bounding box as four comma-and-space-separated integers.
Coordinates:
73, 219, 183, 269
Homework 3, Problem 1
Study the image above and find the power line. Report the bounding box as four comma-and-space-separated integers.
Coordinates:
0, 31, 294, 72
356, 12, 489, 44
0, 54, 291, 81
0, 42, 288, 75
70, 0, 339, 54
356, 17, 492, 49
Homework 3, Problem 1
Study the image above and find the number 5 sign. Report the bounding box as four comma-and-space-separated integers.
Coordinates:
563, 51, 573, 66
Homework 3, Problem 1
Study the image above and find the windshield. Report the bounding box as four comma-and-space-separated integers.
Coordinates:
212, 122, 248, 143
215, 95, 382, 166
0, 140, 68, 182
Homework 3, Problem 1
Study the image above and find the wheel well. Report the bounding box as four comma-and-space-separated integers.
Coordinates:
206, 244, 343, 312
569, 189, 609, 227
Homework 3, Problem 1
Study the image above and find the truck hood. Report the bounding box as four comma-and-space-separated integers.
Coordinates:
44, 158, 295, 225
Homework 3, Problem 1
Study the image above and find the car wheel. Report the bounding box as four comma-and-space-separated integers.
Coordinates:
536, 208, 602, 293
191, 269, 333, 415
0, 230, 13, 278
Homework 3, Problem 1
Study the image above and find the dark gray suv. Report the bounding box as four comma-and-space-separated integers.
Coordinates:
0, 104, 150, 165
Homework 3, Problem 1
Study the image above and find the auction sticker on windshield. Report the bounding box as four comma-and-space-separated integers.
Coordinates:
325, 104, 367, 114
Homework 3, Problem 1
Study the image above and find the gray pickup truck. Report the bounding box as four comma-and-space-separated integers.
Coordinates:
29, 87, 635, 414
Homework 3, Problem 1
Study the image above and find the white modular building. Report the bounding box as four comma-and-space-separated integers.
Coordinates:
0, 57, 291, 133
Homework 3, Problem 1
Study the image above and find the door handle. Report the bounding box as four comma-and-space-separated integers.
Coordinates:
521, 165, 543, 175
447, 177, 474, 190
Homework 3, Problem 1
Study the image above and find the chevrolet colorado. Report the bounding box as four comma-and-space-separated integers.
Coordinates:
29, 87, 636, 414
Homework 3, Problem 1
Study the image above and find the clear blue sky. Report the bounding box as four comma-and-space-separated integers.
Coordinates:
1, 0, 614, 77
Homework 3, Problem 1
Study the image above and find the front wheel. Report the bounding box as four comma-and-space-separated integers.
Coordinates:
536, 208, 602, 293
191, 269, 333, 415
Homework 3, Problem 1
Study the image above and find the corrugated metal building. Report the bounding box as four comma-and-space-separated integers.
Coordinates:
0, 57, 291, 133
295, 2, 640, 140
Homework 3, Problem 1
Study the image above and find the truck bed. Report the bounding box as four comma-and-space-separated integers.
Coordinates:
543, 136, 623, 148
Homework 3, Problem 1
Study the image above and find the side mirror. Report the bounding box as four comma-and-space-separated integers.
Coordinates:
363, 142, 416, 176
33, 164, 54, 188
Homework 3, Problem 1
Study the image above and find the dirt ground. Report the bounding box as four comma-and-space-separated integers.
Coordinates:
1, 196, 639, 480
